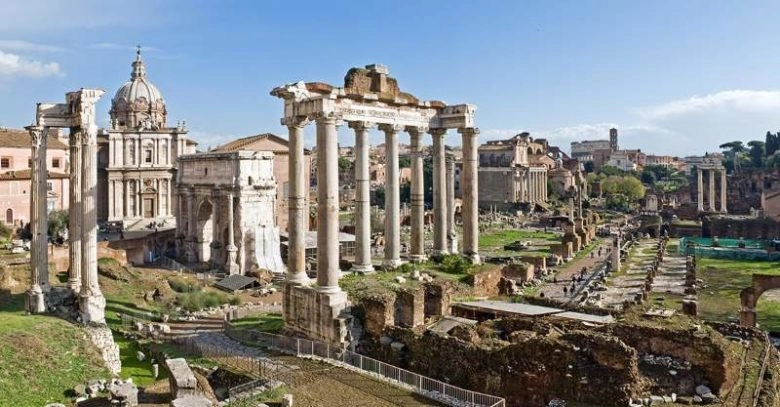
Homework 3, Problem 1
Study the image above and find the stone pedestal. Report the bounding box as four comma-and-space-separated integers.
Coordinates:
79, 292, 107, 324
26, 285, 46, 314
283, 284, 349, 345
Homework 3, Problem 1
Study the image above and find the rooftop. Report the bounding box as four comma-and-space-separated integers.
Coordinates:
0, 129, 69, 150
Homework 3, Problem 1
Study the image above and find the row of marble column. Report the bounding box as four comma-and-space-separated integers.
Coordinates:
284, 116, 480, 293
696, 168, 727, 213
27, 125, 104, 323
179, 189, 239, 274
527, 170, 547, 203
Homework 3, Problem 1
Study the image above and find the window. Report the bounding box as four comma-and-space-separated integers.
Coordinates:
1, 158, 10, 168
28, 159, 32, 168
145, 150, 152, 163
52, 158, 60, 168
5, 209, 12, 224
47, 182, 52, 192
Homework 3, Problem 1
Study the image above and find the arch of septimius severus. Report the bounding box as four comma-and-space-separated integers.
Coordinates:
26, 89, 107, 325
272, 64, 478, 343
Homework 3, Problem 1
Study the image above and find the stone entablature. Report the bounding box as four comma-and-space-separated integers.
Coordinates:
176, 151, 284, 274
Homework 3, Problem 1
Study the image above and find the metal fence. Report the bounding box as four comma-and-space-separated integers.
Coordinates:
224, 324, 506, 407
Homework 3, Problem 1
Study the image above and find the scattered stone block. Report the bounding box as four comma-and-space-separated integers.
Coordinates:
282, 393, 294, 407
137, 351, 146, 362
170, 395, 213, 407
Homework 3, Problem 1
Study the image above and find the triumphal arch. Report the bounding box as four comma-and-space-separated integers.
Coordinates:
26, 89, 107, 324
271, 64, 479, 344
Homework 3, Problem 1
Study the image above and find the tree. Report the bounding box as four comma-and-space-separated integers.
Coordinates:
719, 141, 746, 173
747, 140, 765, 168
48, 209, 68, 239
398, 156, 412, 168
766, 131, 780, 157
338, 157, 352, 172
583, 161, 595, 173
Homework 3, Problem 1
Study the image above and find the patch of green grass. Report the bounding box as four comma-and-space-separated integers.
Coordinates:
0, 293, 110, 406
231, 313, 284, 334
478, 229, 559, 252
696, 258, 780, 328
227, 384, 290, 406
114, 335, 158, 386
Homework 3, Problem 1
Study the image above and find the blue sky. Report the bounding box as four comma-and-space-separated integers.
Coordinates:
2, 0, 780, 156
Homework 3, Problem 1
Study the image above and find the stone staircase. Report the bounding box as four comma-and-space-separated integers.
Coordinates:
164, 315, 226, 339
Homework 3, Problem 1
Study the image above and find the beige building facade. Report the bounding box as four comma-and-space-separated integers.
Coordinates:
97, 50, 196, 229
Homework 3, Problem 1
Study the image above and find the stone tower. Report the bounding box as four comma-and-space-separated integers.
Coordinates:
609, 128, 618, 152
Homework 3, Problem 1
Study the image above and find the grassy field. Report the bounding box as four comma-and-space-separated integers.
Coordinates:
478, 229, 560, 257
0, 291, 110, 406
697, 257, 780, 330
231, 312, 285, 333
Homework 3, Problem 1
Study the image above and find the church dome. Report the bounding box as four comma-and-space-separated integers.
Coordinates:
109, 48, 167, 130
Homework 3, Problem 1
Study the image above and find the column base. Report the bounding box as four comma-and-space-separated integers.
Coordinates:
317, 284, 343, 295
26, 285, 46, 314
432, 249, 450, 257
67, 278, 81, 293
79, 293, 106, 324
286, 272, 311, 285
465, 253, 482, 265
408, 254, 427, 264
382, 259, 404, 269
350, 263, 375, 274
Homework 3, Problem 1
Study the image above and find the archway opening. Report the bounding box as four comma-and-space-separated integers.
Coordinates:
755, 288, 780, 333
5, 208, 12, 224
197, 199, 214, 262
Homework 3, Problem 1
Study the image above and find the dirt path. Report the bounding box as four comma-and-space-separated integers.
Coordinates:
537, 239, 611, 302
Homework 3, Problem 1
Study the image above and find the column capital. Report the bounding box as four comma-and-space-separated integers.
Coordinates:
378, 123, 404, 134
348, 121, 375, 131
429, 128, 447, 137
406, 126, 429, 136
458, 127, 480, 136
25, 125, 47, 146
81, 125, 99, 145
312, 112, 340, 124
282, 115, 310, 128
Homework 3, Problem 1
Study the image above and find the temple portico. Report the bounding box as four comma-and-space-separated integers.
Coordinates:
27, 89, 107, 324
272, 64, 478, 344
696, 165, 727, 213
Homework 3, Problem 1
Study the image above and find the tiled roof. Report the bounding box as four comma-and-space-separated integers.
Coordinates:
0, 129, 69, 150
214, 275, 258, 292
214, 133, 289, 153
0, 169, 69, 180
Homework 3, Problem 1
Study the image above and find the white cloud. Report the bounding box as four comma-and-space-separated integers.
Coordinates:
636, 90, 780, 121
0, 50, 62, 78
0, 40, 68, 53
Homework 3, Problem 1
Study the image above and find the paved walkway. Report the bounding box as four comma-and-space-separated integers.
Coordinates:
537, 238, 612, 302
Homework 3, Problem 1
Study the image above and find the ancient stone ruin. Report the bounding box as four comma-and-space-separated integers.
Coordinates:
271, 64, 479, 344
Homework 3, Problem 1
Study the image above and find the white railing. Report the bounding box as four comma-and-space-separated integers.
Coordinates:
224, 325, 506, 407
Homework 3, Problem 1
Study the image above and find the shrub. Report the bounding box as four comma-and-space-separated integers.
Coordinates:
167, 277, 201, 293
439, 254, 473, 275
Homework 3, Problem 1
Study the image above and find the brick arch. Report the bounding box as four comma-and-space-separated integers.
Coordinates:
739, 274, 780, 327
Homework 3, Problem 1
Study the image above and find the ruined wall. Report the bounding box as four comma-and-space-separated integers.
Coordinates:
703, 216, 780, 239
467, 267, 504, 297
366, 324, 641, 407
607, 324, 738, 396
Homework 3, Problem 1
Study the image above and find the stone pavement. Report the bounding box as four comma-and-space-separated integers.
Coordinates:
537, 238, 611, 302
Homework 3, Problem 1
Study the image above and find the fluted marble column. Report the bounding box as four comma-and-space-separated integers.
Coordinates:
430, 128, 448, 256
285, 117, 310, 284
380, 124, 403, 268
720, 170, 728, 213
708, 169, 716, 212
79, 125, 106, 324
26, 126, 47, 313
697, 169, 704, 212
446, 159, 458, 253
316, 115, 342, 291
460, 127, 480, 264
408, 126, 426, 262
349, 121, 375, 272
68, 129, 82, 292
225, 191, 239, 275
